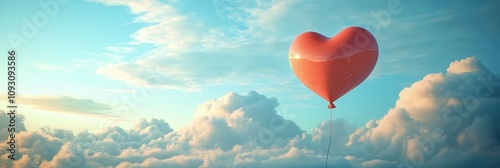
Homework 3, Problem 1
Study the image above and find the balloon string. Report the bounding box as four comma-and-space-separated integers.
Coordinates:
326, 108, 333, 168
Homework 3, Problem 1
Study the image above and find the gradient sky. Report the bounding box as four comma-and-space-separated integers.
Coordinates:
2, 1, 500, 167
0, 0, 499, 134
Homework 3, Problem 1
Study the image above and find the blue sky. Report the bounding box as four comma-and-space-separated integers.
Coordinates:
0, 0, 499, 133
1, 0, 500, 167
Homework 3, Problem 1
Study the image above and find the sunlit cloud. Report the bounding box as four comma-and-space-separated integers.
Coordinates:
2, 57, 500, 167
4, 95, 118, 118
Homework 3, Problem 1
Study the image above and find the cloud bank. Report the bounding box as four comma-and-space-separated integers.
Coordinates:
2, 57, 500, 167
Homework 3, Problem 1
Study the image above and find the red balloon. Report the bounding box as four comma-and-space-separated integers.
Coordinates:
289, 26, 378, 108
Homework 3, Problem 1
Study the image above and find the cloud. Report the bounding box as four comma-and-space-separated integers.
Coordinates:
89, 0, 500, 93
91, 0, 376, 91
347, 57, 500, 167
95, 43, 289, 91
4, 95, 116, 117
39, 142, 90, 168
91, 0, 233, 50
2, 57, 500, 167
447, 57, 486, 74
0, 111, 26, 141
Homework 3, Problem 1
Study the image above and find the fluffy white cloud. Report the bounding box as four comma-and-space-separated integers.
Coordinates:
2, 57, 499, 167
347, 57, 500, 167
446, 57, 486, 74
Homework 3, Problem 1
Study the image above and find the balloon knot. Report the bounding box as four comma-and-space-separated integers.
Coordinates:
328, 102, 336, 109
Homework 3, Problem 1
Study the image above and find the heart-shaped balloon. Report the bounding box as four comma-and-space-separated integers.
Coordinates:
289, 26, 378, 108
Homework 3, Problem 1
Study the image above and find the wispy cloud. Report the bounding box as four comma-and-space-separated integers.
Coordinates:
6, 95, 118, 118
90, 0, 377, 91
90, 0, 499, 92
